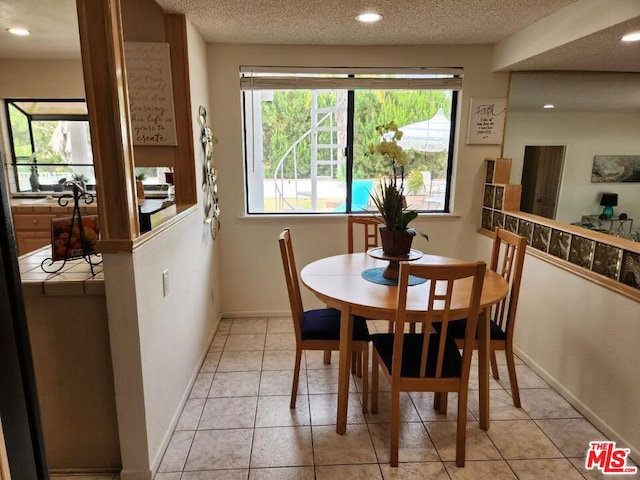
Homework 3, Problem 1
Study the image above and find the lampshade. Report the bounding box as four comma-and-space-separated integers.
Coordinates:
600, 193, 618, 207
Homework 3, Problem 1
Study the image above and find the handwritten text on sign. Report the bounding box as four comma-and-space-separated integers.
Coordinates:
124, 42, 177, 146
466, 98, 506, 145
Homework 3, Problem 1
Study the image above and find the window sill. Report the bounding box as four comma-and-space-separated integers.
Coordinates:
239, 212, 461, 221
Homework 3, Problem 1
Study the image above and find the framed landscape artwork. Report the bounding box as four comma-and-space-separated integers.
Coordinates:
591, 155, 640, 183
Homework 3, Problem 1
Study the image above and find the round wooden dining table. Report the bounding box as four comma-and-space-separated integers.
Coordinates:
300, 251, 509, 435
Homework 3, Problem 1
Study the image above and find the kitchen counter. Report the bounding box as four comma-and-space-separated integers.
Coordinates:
19, 246, 120, 473
19, 246, 104, 296
11, 198, 99, 256
11, 196, 95, 212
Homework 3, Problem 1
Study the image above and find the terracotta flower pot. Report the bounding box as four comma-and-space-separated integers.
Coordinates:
380, 228, 413, 257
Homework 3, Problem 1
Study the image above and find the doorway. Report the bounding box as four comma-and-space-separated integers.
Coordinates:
520, 145, 566, 220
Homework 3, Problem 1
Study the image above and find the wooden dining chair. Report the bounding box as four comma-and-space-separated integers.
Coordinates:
320, 215, 379, 369
347, 215, 403, 336
336, 215, 382, 375
278, 228, 371, 411
347, 215, 380, 254
444, 227, 527, 407
323, 215, 380, 369
371, 261, 486, 466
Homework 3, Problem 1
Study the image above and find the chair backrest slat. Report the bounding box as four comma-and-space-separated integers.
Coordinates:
393, 262, 486, 381
490, 228, 527, 332
278, 228, 304, 340
348, 215, 380, 253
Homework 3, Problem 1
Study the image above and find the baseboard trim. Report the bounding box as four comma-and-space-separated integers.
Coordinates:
220, 310, 289, 319
515, 346, 639, 464
118, 468, 152, 480
149, 312, 222, 475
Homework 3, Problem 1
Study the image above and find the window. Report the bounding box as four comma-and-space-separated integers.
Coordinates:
5, 99, 172, 195
241, 68, 460, 214
5, 99, 95, 193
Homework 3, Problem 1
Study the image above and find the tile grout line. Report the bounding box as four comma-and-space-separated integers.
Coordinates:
155, 317, 605, 479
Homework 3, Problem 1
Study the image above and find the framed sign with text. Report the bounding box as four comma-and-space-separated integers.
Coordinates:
124, 42, 178, 146
466, 98, 506, 145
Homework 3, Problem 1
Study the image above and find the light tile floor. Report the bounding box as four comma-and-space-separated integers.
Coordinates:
140, 317, 638, 480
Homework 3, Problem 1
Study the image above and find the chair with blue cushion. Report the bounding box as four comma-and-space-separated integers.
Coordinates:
443, 227, 527, 407
370, 261, 486, 467
279, 228, 370, 410
322, 215, 381, 377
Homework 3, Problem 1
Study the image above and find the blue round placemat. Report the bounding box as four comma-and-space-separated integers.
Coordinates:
362, 267, 427, 286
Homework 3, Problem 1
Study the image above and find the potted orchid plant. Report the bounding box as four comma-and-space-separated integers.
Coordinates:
367, 121, 428, 256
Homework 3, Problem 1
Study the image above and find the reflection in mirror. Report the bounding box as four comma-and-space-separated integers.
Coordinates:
503, 72, 640, 238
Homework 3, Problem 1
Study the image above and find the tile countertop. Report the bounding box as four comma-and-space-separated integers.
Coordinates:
18, 246, 104, 297
11, 196, 98, 214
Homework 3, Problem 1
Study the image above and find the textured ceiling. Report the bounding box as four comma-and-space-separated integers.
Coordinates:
0, 0, 637, 76
153, 0, 577, 46
504, 16, 640, 72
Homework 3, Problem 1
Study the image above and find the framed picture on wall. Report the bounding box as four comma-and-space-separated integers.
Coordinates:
591, 155, 640, 183
466, 98, 507, 145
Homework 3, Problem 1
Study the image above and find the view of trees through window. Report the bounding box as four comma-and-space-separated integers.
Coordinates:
244, 86, 456, 214
6, 99, 171, 194
6, 100, 96, 193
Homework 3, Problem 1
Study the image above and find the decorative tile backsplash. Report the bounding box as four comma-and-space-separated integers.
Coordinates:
532, 224, 551, 252
549, 229, 571, 260
620, 251, 640, 289
568, 236, 595, 269
481, 158, 640, 294
505, 215, 519, 234
593, 243, 623, 280
518, 220, 533, 244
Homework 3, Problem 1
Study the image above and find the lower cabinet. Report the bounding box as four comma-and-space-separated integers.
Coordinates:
12, 206, 98, 256
24, 293, 121, 472
13, 214, 57, 255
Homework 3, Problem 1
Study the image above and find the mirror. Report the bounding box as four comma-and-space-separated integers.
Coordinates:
503, 72, 640, 232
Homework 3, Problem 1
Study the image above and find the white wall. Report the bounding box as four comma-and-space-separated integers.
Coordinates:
137, 20, 220, 475
0, 59, 85, 98
0, 59, 85, 191
207, 44, 508, 315
102, 20, 220, 480
0, 34, 221, 480
137, 20, 220, 471
503, 111, 640, 225
476, 234, 640, 462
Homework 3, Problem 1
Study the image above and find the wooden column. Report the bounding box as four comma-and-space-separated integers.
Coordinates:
76, 0, 139, 250
164, 14, 197, 206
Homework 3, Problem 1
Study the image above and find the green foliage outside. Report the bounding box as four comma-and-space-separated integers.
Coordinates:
8, 104, 67, 165
260, 89, 452, 182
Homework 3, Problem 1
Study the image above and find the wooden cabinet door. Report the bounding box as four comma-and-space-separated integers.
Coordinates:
15, 231, 50, 256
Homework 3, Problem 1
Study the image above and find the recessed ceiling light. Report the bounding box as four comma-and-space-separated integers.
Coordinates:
356, 12, 382, 23
8, 28, 30, 36
621, 31, 640, 42
543, 104, 555, 109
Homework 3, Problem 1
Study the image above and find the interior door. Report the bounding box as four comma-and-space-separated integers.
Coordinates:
520, 145, 565, 219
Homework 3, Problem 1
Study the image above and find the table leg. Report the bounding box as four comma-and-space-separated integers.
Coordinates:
478, 308, 490, 430
336, 305, 353, 434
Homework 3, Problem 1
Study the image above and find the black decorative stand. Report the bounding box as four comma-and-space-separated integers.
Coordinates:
40, 182, 102, 275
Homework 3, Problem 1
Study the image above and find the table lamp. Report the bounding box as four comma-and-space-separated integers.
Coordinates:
600, 193, 618, 219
